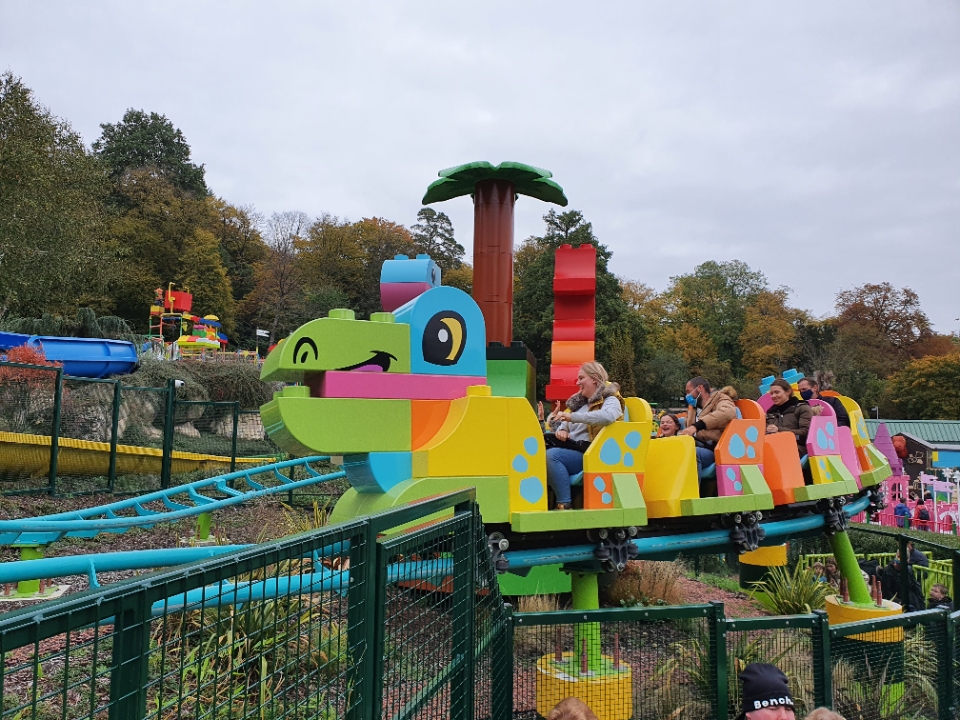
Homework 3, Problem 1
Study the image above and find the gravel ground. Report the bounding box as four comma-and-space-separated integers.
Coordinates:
0, 492, 297, 615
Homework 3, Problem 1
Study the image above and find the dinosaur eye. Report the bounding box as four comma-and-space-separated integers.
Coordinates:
293, 337, 319, 364
422, 311, 466, 366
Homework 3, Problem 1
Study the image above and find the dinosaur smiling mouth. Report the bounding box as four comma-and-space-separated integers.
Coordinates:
335, 351, 398, 373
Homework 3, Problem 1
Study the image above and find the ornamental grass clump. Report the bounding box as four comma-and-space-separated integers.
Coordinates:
602, 559, 685, 607
750, 562, 832, 614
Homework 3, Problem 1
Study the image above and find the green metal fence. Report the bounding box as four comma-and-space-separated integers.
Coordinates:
0, 489, 507, 720
0, 362, 282, 496
510, 604, 957, 720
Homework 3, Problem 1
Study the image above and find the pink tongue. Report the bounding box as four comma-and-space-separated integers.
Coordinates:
353, 365, 384, 373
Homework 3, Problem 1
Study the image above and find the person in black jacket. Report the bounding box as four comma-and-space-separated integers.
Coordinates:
927, 584, 954, 611
765, 380, 813, 452
797, 378, 850, 428
880, 552, 923, 612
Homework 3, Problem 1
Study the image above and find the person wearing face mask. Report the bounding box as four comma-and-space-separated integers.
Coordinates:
679, 376, 737, 480
765, 379, 813, 452
547, 362, 624, 510
796, 377, 850, 428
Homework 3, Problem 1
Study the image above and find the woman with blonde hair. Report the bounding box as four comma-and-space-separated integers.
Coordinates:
546, 362, 623, 510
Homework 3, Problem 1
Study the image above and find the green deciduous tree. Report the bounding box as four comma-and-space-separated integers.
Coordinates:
889, 353, 960, 420
93, 109, 208, 197
665, 260, 768, 374
207, 198, 266, 303
104, 169, 234, 332
0, 72, 115, 318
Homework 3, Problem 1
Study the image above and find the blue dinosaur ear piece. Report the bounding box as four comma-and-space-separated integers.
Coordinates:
393, 286, 487, 377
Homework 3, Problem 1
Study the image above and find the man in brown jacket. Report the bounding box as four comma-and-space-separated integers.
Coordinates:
680, 376, 738, 480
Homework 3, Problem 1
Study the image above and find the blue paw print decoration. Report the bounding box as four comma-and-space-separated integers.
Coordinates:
597, 431, 643, 470
514, 436, 545, 505
725, 467, 743, 493
816, 457, 834, 482
726, 426, 759, 460
592, 475, 613, 506
816, 421, 837, 452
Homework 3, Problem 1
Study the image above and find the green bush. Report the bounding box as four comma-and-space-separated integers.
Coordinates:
749, 562, 832, 614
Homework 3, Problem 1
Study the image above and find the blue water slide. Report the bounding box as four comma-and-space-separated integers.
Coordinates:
0, 333, 138, 378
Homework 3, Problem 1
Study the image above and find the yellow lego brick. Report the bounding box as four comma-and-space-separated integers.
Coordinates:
641, 436, 699, 519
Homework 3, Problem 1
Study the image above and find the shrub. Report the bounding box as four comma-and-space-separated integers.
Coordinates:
180, 360, 273, 409
123, 356, 208, 401
749, 562, 832, 614
602, 559, 685, 607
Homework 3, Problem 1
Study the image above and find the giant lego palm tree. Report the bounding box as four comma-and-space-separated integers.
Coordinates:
423, 161, 567, 346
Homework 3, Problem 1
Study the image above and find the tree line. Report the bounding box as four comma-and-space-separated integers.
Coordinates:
2, 71, 957, 419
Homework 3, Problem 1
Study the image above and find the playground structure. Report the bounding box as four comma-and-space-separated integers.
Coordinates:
147, 283, 258, 361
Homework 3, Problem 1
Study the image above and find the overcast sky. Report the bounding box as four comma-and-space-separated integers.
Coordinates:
4, 2, 959, 331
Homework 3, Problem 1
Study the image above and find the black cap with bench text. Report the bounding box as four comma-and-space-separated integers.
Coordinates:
737, 663, 794, 718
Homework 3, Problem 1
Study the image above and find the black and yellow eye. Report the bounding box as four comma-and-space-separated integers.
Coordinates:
422, 311, 466, 366
293, 337, 319, 364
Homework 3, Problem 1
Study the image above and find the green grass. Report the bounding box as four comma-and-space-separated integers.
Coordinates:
690, 571, 742, 594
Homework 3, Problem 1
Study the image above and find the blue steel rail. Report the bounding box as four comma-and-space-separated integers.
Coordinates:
0, 456, 345, 545
0, 494, 872, 613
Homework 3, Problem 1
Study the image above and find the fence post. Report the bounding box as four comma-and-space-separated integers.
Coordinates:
230, 402, 240, 474
346, 519, 380, 720
898, 534, 911, 608
451, 501, 477, 720
108, 380, 121, 492
812, 609, 832, 709
108, 590, 151, 720
48, 368, 64, 495
710, 601, 728, 720
939, 609, 955, 720
491, 603, 514, 720
160, 378, 176, 489
952, 551, 960, 615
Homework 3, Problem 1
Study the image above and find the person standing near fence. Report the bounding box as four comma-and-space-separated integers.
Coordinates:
893, 498, 910, 528
912, 500, 931, 531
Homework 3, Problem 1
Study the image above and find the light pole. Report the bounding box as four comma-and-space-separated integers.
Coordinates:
871, 406, 879, 419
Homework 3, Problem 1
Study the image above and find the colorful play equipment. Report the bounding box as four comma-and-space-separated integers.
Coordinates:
0, 332, 137, 379
259, 213, 896, 716
148, 284, 229, 358
546, 243, 597, 402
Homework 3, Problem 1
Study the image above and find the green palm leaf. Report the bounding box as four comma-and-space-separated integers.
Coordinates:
422, 161, 568, 206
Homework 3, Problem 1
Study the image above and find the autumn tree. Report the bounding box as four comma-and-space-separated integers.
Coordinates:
665, 260, 768, 374
889, 353, 960, 420
351, 218, 417, 317
104, 170, 234, 331
835, 282, 935, 359
207, 198, 266, 303
443, 264, 473, 295
0, 72, 115, 318
93, 109, 208, 197
738, 289, 800, 378
410, 208, 464, 271
245, 211, 310, 343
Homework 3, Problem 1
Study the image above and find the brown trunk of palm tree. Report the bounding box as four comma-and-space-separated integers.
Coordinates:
472, 178, 515, 346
